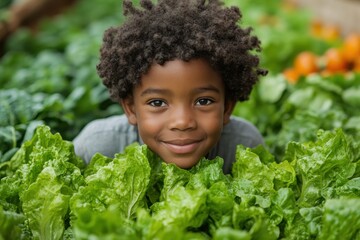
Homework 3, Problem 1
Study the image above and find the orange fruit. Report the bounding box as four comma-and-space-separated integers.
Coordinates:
294, 51, 319, 76
342, 33, 360, 63
324, 48, 347, 73
283, 68, 300, 84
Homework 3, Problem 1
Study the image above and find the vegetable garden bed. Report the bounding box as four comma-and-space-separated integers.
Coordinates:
1, 0, 360, 239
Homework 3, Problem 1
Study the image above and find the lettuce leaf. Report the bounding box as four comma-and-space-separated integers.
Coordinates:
69, 145, 157, 239
318, 198, 360, 240
285, 128, 356, 207
21, 166, 71, 240
0, 125, 85, 239
71, 144, 151, 215
0, 206, 27, 240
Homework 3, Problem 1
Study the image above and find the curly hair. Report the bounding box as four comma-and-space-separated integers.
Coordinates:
97, 0, 267, 102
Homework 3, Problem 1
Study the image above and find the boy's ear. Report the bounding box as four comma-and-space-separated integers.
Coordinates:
223, 99, 236, 125
120, 97, 137, 125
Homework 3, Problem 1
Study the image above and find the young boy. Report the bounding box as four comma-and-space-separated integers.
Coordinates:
73, 0, 268, 174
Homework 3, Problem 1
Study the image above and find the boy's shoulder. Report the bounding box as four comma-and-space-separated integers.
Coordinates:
78, 114, 131, 133
208, 115, 265, 174
225, 116, 264, 144
73, 114, 138, 163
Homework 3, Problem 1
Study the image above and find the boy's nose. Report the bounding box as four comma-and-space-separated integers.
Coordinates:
168, 106, 197, 131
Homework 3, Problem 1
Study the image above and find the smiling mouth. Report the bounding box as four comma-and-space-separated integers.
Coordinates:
162, 139, 201, 154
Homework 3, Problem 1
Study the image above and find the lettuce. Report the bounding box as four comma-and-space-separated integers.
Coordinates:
0, 125, 85, 239
319, 198, 360, 240
1, 125, 359, 239
0, 205, 26, 240
285, 128, 357, 207
70, 144, 152, 221
21, 167, 72, 240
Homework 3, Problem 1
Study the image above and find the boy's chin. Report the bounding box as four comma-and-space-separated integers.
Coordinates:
162, 156, 203, 169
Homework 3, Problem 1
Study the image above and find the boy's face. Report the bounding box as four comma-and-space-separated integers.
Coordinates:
121, 59, 235, 169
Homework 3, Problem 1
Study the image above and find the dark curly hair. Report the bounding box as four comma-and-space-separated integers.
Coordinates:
97, 0, 267, 102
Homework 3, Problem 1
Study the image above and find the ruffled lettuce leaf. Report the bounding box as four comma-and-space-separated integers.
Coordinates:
71, 144, 151, 217
284, 128, 357, 207
141, 157, 227, 238
0, 125, 85, 239
228, 146, 280, 239
70, 208, 140, 240
70, 143, 153, 239
318, 198, 360, 240
21, 167, 71, 240
0, 205, 27, 240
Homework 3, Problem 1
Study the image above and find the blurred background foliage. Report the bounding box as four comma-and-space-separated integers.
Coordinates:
0, 0, 359, 162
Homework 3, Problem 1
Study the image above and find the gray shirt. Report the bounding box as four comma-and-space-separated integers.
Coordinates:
73, 115, 264, 174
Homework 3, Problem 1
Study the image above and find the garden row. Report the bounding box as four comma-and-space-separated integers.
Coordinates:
0, 1, 360, 238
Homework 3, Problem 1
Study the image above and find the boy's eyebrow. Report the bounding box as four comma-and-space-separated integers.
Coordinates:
140, 88, 170, 96
140, 85, 221, 96
193, 85, 221, 94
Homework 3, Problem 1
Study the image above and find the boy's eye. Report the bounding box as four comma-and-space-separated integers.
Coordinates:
148, 99, 166, 107
196, 98, 214, 106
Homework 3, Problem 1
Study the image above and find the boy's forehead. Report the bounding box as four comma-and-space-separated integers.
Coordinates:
144, 58, 220, 78
135, 58, 224, 92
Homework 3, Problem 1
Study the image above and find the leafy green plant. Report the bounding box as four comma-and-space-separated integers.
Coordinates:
0, 0, 126, 162
234, 72, 360, 160
1, 125, 359, 239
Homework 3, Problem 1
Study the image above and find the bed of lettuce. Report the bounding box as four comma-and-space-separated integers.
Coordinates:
1, 125, 359, 240
234, 72, 360, 161
1, 0, 360, 239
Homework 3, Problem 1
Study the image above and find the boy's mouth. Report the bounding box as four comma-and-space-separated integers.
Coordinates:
162, 139, 202, 154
